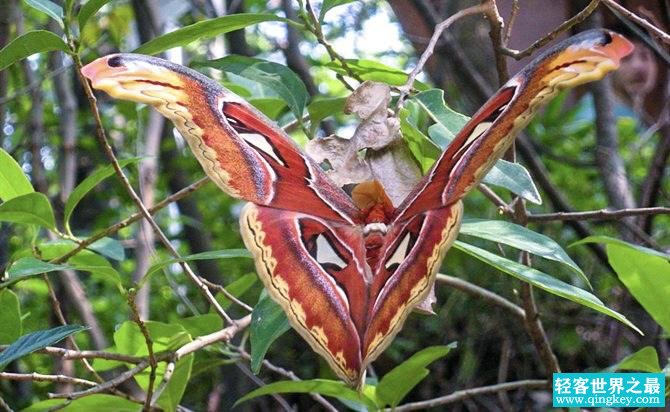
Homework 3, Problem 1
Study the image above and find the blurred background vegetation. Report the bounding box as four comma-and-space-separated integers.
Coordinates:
0, 0, 669, 410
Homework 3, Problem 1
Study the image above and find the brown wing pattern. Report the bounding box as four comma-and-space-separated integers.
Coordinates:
82, 29, 633, 387
82, 54, 359, 223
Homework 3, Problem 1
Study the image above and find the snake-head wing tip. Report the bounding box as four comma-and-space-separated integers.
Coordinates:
601, 31, 635, 64
81, 54, 124, 86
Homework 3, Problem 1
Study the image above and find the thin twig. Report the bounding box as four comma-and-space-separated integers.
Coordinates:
72, 52, 234, 325
601, 0, 670, 45
503, 0, 519, 45
201, 278, 253, 312
173, 315, 251, 361
520, 280, 561, 375
150, 362, 174, 408
0, 395, 12, 412
388, 380, 548, 411
52, 177, 210, 265
396, 3, 490, 109
499, 0, 600, 59
236, 348, 338, 412
483, 0, 510, 83
0, 346, 148, 364
527, 206, 670, 222
436, 274, 525, 319
0, 372, 97, 388
127, 291, 157, 411
49, 361, 150, 400
478, 184, 515, 216
302, 0, 359, 90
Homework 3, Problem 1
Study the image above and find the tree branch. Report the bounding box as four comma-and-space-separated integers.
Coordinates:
396, 3, 491, 108
498, 0, 600, 59
52, 178, 210, 265
436, 274, 525, 319
388, 380, 548, 411
0, 372, 97, 388
601, 0, 670, 45
527, 206, 670, 222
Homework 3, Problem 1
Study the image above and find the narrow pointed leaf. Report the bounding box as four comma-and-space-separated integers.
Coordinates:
250, 292, 290, 373
78, 0, 114, 31
454, 241, 641, 334
134, 14, 288, 55
319, 0, 357, 22
460, 218, 588, 287
145, 249, 251, 280
0, 31, 68, 71
0, 325, 87, 370
606, 243, 670, 332
25, 0, 64, 26
64, 157, 142, 233
199, 56, 309, 122
377, 343, 457, 407
235, 379, 378, 409
613, 347, 661, 373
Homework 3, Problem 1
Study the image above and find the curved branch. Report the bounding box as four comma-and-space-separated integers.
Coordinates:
527, 207, 670, 222
436, 274, 525, 319
389, 380, 548, 411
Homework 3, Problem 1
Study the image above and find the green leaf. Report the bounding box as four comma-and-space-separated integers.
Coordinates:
176, 314, 223, 338
308, 97, 346, 136
460, 218, 588, 287
399, 108, 441, 173
25, 0, 64, 27
199, 56, 309, 122
235, 379, 378, 409
113, 321, 192, 411
482, 159, 542, 205
145, 249, 251, 278
376, 343, 457, 407
158, 352, 193, 412
0, 30, 68, 71
1, 257, 72, 288
78, 0, 114, 31
64, 157, 142, 234
7, 242, 123, 288
572, 235, 670, 261
25, 395, 142, 412
134, 14, 288, 55
453, 241, 641, 334
0, 325, 87, 370
614, 346, 661, 373
248, 97, 287, 120
319, 0, 357, 22
89, 237, 126, 261
215, 272, 257, 310
0, 148, 33, 201
114, 321, 190, 356
325, 59, 428, 89
606, 243, 670, 332
413, 89, 469, 137
0, 290, 22, 344
0, 192, 56, 229
250, 292, 290, 373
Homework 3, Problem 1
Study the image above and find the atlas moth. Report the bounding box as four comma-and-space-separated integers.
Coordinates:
82, 29, 633, 388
